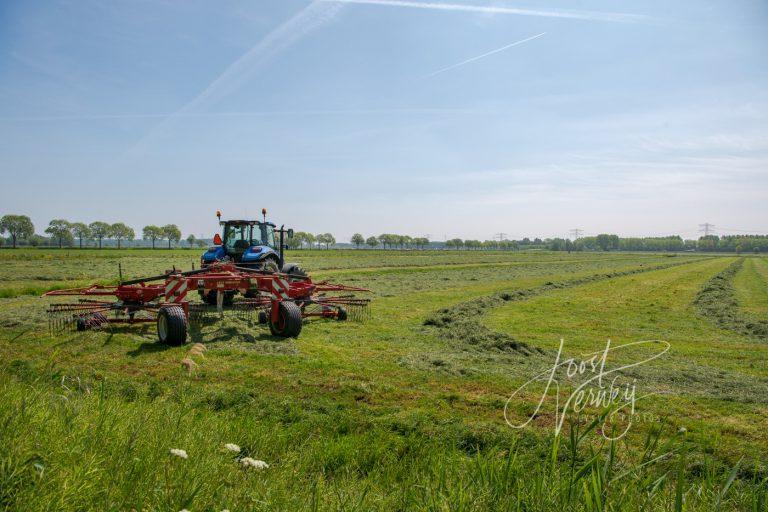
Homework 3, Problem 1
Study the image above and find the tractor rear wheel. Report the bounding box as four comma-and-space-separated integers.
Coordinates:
157, 306, 188, 345
268, 301, 302, 338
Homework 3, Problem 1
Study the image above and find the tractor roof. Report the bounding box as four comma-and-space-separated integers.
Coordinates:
221, 219, 276, 227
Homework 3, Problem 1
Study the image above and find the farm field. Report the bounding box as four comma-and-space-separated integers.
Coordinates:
0, 249, 766, 510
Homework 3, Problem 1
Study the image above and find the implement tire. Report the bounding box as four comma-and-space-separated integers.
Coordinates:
268, 301, 303, 338
157, 306, 188, 345
281, 263, 308, 282
261, 258, 279, 273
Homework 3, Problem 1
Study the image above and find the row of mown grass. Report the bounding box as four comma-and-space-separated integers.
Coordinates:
694, 258, 768, 340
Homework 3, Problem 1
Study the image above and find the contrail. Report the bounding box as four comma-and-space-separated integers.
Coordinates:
321, 0, 647, 23
425, 32, 546, 78
0, 108, 483, 122
126, 1, 343, 156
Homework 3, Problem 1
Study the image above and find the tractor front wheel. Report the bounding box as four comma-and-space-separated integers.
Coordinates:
157, 306, 188, 345
268, 301, 302, 338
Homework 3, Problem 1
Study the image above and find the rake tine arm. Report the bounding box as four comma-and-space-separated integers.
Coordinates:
43, 285, 114, 297
311, 281, 371, 293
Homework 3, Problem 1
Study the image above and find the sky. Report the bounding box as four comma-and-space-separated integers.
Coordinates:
0, 0, 766, 242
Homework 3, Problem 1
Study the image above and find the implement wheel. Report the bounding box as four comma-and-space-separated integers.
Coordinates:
262, 258, 279, 273
157, 306, 188, 345
269, 301, 302, 338
281, 263, 308, 282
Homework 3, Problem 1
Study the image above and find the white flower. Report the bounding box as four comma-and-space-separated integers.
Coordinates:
179, 509, 190, 512
240, 457, 269, 470
170, 448, 188, 459
678, 427, 687, 434
224, 443, 241, 453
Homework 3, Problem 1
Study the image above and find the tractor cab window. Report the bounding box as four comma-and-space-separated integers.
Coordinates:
224, 225, 251, 252
255, 223, 276, 249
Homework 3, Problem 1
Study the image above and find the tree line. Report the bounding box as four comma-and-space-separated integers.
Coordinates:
348, 234, 431, 249
0, 215, 205, 249
547, 235, 768, 253
2, 214, 766, 253
285, 232, 337, 250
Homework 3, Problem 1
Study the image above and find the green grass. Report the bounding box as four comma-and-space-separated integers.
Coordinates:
1, 249, 766, 510
734, 258, 768, 319
484, 259, 768, 463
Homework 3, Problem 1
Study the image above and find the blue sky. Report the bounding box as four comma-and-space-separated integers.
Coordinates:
1, 0, 766, 241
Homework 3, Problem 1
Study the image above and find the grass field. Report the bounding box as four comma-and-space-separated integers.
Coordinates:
0, 249, 766, 510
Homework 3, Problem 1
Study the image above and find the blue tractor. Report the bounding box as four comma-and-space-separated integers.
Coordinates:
199, 209, 305, 305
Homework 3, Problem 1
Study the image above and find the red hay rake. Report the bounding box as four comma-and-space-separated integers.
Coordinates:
45, 262, 371, 344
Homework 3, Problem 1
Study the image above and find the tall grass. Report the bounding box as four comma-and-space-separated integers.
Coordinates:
0, 373, 764, 511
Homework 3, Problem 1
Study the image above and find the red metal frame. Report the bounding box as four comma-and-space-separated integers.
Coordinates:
44, 262, 370, 326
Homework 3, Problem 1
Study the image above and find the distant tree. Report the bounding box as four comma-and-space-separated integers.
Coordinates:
697, 235, 719, 252
0, 237, 3, 247
110, 223, 134, 249
196, 239, 208, 249
70, 222, 91, 248
291, 232, 311, 250
28, 234, 46, 247
162, 224, 182, 249
143, 225, 163, 249
595, 234, 620, 251
186, 234, 197, 248
351, 233, 365, 248
446, 238, 463, 250
366, 236, 379, 248
0, 215, 34, 248
303, 232, 316, 250
287, 233, 303, 250
284, 232, 301, 250
89, 222, 112, 249
45, 219, 73, 248
316, 233, 335, 249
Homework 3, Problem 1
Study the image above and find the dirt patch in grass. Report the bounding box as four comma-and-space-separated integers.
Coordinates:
694, 259, 768, 341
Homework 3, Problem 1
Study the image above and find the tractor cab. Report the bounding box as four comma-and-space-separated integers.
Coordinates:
222, 220, 277, 259
201, 209, 291, 272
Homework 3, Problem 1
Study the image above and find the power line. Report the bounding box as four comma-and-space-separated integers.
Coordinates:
494, 232, 507, 241
569, 228, 583, 240
699, 223, 716, 237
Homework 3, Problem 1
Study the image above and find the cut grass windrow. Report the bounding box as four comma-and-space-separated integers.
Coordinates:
694, 258, 768, 341
424, 259, 701, 354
